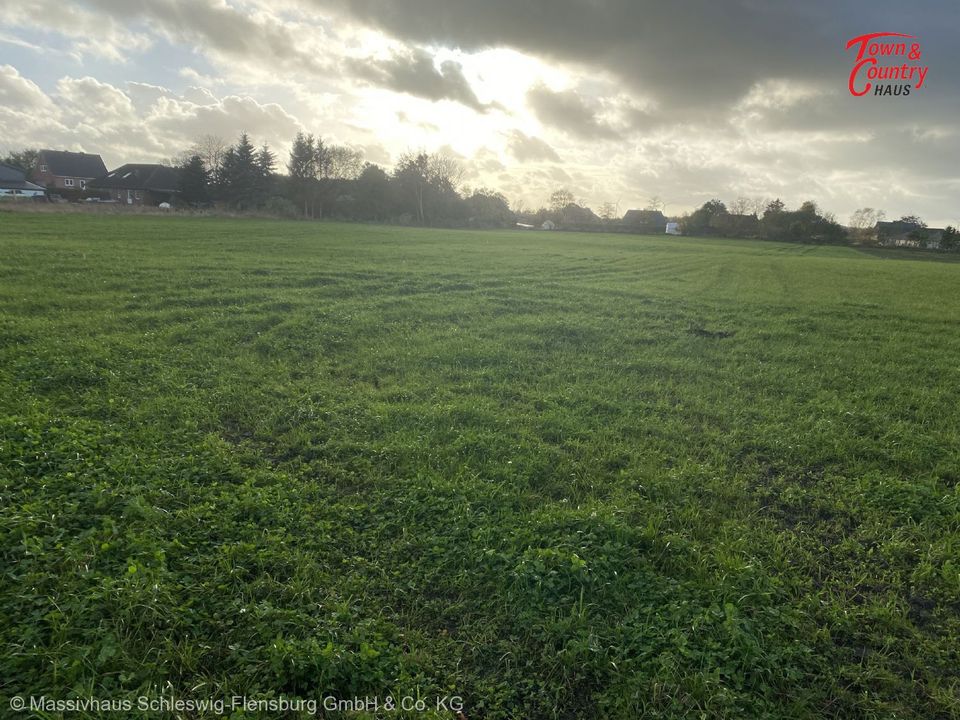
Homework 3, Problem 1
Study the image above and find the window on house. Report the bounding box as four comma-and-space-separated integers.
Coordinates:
80, 180, 86, 189
135, 191, 142, 200
40, 164, 48, 173
64, 178, 75, 187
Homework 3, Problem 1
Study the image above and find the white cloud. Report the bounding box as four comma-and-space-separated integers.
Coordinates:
0, 64, 57, 113
178, 67, 225, 89
0, 66, 305, 167
0, 31, 44, 52
1, 1, 153, 61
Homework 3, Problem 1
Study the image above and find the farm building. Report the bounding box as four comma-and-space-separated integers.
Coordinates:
0, 163, 46, 199
876, 220, 944, 249
622, 209, 667, 234
31, 150, 107, 193
88, 164, 181, 206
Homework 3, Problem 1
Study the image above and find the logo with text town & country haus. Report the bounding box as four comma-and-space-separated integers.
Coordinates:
846, 33, 929, 97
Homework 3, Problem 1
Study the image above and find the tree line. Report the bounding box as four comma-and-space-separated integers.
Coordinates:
3, 137, 956, 249
681, 198, 847, 243
172, 132, 514, 228
680, 197, 957, 249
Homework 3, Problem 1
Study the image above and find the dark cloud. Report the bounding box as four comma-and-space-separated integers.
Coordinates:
314, 1, 814, 106
80, 0, 330, 74
735, 84, 957, 140
506, 130, 561, 162
526, 85, 620, 140
314, 1, 960, 116
312, 0, 960, 219
347, 48, 499, 112
618, 103, 659, 133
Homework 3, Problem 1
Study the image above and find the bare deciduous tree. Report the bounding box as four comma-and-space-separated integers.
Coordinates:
549, 188, 575, 213
599, 201, 619, 221
189, 134, 229, 180
749, 197, 769, 217
393, 150, 465, 224
730, 197, 751, 216
848, 207, 886, 245
325, 145, 364, 181
428, 152, 465, 191
849, 207, 885, 229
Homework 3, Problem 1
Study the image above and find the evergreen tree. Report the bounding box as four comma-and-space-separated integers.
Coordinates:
256, 144, 276, 177
218, 146, 237, 203
220, 133, 259, 210
177, 154, 211, 207
287, 132, 317, 217
255, 144, 277, 198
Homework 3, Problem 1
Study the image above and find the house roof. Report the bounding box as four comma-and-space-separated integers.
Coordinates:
0, 163, 45, 191
38, 150, 107, 179
876, 221, 944, 239
622, 209, 667, 225
0, 163, 26, 182
89, 164, 180, 192
876, 220, 921, 232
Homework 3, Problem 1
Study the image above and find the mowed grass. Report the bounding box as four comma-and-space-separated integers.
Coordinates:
1, 213, 958, 719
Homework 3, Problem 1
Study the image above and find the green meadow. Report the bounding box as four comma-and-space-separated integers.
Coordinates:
1, 213, 958, 719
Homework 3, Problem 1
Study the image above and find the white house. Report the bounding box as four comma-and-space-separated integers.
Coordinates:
541, 220, 556, 230
665, 222, 681, 235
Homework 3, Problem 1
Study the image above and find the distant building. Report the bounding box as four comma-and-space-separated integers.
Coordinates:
622, 209, 667, 234
31, 150, 107, 192
876, 220, 944, 249
541, 220, 556, 230
0, 163, 46, 198
665, 222, 681, 235
88, 164, 181, 206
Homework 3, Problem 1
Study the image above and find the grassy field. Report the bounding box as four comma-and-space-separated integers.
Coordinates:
1, 213, 958, 719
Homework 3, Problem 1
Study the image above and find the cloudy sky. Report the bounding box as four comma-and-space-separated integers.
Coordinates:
1, 0, 958, 224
